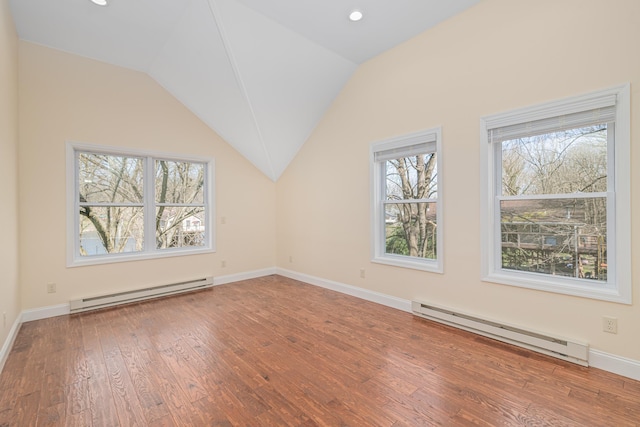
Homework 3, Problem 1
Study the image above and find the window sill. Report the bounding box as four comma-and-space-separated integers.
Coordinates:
482, 270, 630, 304
67, 246, 215, 268
372, 255, 443, 274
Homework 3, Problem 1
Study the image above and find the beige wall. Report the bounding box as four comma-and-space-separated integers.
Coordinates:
0, 0, 20, 351
277, 0, 640, 360
18, 42, 276, 309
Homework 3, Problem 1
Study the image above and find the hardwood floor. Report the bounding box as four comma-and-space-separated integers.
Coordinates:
1, 275, 639, 426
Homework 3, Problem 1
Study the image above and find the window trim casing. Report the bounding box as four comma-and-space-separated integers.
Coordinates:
66, 142, 215, 267
479, 84, 631, 304
370, 127, 443, 273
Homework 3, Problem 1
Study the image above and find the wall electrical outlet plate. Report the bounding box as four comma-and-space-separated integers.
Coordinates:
603, 316, 618, 334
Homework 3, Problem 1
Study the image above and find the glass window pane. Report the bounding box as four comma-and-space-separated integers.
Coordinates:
500, 198, 607, 281
385, 153, 437, 201
156, 206, 206, 249
385, 202, 437, 259
501, 125, 607, 196
155, 160, 205, 204
78, 153, 144, 204
79, 206, 144, 256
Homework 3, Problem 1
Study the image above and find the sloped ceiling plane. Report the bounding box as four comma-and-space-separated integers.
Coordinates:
10, 0, 480, 180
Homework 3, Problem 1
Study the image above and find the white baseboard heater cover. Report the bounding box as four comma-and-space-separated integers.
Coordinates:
70, 276, 214, 313
412, 301, 589, 366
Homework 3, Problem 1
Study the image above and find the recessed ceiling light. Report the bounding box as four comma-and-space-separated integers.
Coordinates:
90, 0, 108, 6
349, 10, 363, 22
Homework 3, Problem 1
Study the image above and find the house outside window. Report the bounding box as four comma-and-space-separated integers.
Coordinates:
371, 127, 443, 273
67, 143, 214, 266
480, 84, 631, 303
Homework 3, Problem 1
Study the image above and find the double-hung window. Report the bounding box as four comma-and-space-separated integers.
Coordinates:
67, 143, 214, 266
371, 128, 443, 272
480, 84, 631, 303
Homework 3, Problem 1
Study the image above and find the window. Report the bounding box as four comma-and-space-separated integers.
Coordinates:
67, 143, 214, 266
480, 84, 631, 303
371, 128, 443, 272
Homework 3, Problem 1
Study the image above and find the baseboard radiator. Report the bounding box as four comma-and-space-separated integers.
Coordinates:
412, 301, 589, 366
69, 276, 214, 314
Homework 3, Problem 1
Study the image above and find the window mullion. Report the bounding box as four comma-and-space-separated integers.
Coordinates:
378, 161, 386, 258
203, 163, 210, 246
383, 199, 436, 205
145, 156, 156, 253
73, 150, 81, 260
606, 123, 616, 286
498, 192, 609, 202
493, 140, 503, 273
78, 202, 144, 207
155, 203, 205, 207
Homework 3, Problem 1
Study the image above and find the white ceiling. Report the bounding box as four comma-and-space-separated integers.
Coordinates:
10, 0, 480, 180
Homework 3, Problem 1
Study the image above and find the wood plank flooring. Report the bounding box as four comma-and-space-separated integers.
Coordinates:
1, 275, 639, 426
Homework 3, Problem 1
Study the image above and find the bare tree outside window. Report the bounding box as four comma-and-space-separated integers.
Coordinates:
384, 152, 438, 259
77, 152, 207, 257
499, 125, 608, 280
78, 153, 144, 255
155, 160, 206, 249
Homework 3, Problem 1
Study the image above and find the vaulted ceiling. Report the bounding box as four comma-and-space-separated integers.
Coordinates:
10, 0, 480, 181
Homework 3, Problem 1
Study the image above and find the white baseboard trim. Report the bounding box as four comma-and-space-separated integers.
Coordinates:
0, 313, 22, 374
4, 268, 640, 383
0, 270, 278, 374
21, 303, 70, 322
276, 268, 640, 382
276, 267, 412, 313
17, 269, 278, 323
213, 267, 277, 286
589, 349, 640, 381
14, 268, 276, 326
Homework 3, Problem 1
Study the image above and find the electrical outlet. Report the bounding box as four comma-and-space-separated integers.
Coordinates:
289, 255, 293, 263
47, 283, 56, 293
603, 316, 618, 334
221, 260, 226, 268
360, 268, 365, 279
3, 312, 6, 328
221, 216, 226, 224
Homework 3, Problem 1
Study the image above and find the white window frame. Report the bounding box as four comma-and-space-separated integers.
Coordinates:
66, 142, 215, 267
480, 84, 631, 304
370, 127, 443, 273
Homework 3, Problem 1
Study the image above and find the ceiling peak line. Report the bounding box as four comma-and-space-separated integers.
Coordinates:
205, 0, 276, 181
